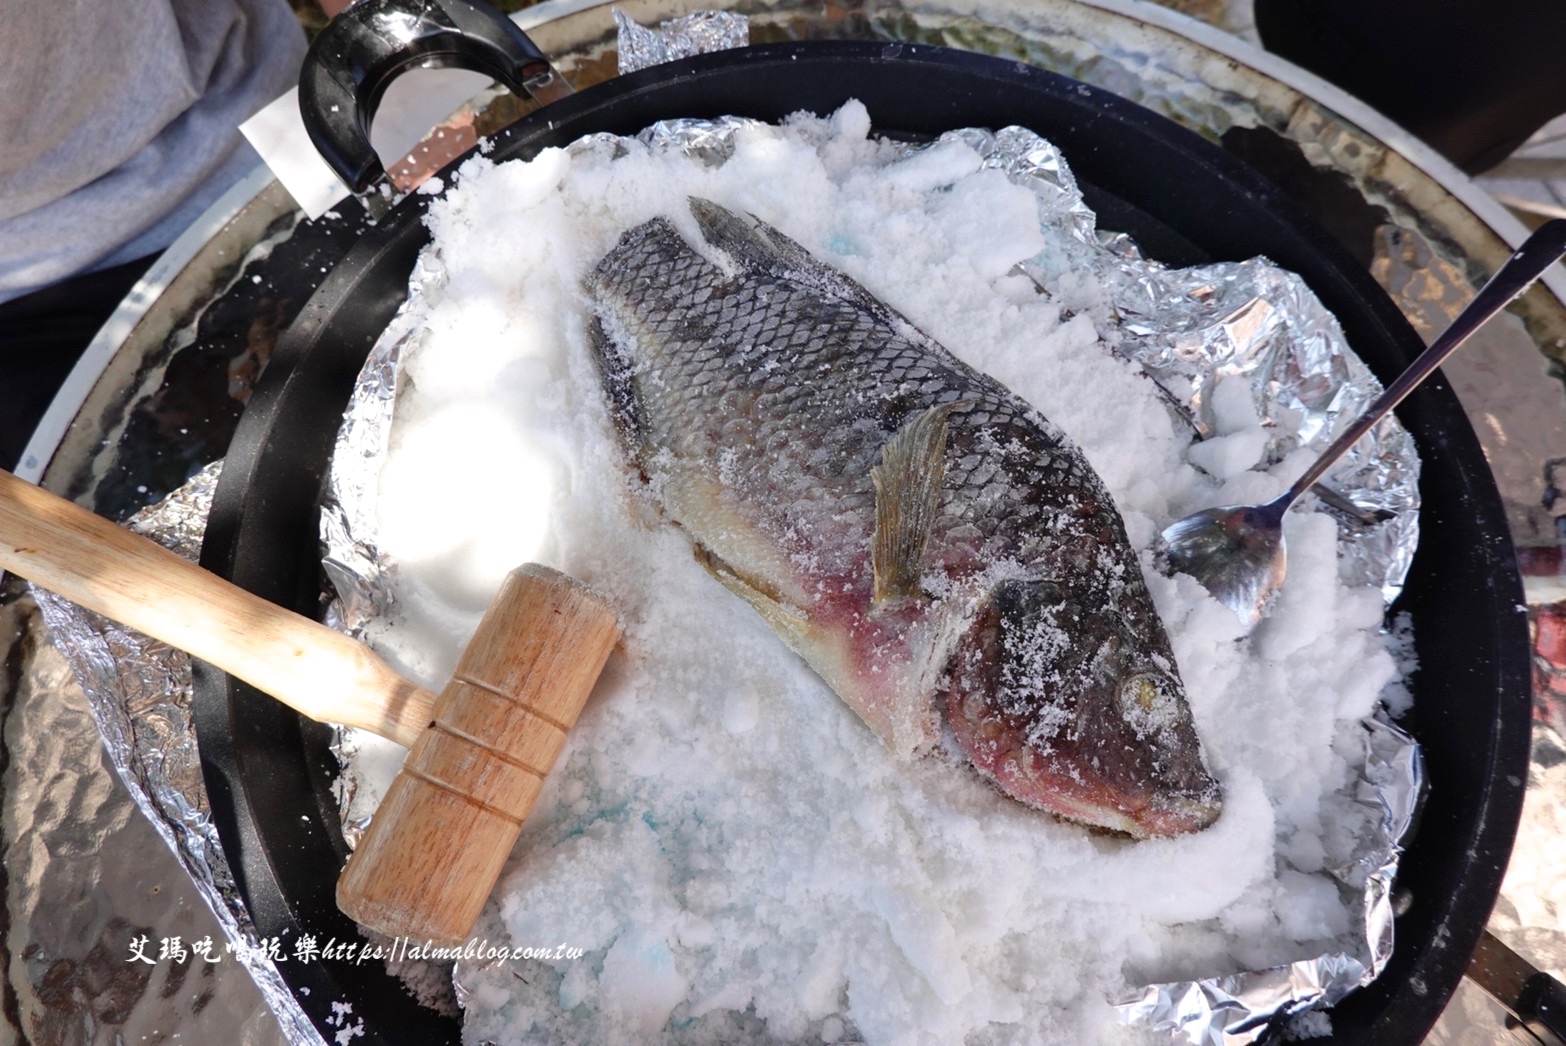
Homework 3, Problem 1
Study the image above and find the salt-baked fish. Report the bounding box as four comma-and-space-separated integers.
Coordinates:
586, 197, 1222, 837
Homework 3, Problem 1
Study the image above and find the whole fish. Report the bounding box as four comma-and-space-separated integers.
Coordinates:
587, 197, 1222, 838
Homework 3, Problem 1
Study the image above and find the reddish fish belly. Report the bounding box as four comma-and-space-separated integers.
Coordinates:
804, 584, 947, 755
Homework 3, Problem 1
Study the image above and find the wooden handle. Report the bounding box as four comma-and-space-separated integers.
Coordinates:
0, 469, 436, 745
1, 471, 622, 944
337, 563, 621, 945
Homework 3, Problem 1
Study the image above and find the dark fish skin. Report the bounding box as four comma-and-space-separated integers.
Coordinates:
586, 197, 1221, 838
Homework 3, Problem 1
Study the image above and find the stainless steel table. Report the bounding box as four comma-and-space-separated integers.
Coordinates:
3, 0, 1561, 1041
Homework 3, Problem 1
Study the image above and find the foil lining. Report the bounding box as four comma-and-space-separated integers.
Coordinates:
322, 117, 1423, 1042
320, 252, 437, 849
984, 122, 1419, 602
613, 8, 749, 75
28, 463, 326, 1046
1109, 717, 1424, 1044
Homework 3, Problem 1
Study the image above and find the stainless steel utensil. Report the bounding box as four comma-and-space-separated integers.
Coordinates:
1159, 219, 1566, 627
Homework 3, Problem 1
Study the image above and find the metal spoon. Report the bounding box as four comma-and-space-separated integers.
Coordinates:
1159, 218, 1566, 628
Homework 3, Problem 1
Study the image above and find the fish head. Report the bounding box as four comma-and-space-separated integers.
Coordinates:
945, 577, 1223, 838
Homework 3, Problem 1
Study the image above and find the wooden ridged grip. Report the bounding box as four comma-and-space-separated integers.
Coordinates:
336, 564, 620, 945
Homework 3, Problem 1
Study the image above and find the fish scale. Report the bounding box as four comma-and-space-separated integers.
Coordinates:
587, 197, 1222, 838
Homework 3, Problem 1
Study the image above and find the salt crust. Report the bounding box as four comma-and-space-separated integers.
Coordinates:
347, 102, 1402, 1044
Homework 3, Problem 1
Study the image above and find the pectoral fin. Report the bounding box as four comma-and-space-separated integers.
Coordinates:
871, 403, 956, 607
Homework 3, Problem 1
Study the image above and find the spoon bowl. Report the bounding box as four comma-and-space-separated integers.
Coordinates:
1159, 495, 1289, 627
1159, 219, 1566, 626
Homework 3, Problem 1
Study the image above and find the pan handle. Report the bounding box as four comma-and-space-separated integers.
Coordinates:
1467, 928, 1566, 1046
298, 0, 573, 193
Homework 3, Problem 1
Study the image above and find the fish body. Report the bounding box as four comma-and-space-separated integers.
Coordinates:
587, 197, 1221, 838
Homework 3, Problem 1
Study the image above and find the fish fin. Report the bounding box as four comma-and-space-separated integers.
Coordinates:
687, 196, 918, 327
687, 197, 965, 366
587, 314, 646, 459
871, 402, 955, 607
693, 545, 820, 649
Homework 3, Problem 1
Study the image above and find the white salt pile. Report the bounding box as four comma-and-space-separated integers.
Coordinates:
344, 102, 1406, 1044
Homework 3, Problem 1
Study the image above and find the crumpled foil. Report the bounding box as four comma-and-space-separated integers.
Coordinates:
979, 120, 1419, 602
321, 117, 1425, 1043
1109, 717, 1424, 1044
29, 463, 326, 1046
613, 8, 749, 75
319, 252, 439, 850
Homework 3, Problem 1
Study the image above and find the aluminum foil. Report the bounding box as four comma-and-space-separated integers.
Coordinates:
981, 122, 1419, 603
321, 116, 1424, 1043
613, 8, 749, 75
950, 123, 1421, 1041
1110, 717, 1424, 1044
28, 463, 326, 1046
319, 252, 438, 849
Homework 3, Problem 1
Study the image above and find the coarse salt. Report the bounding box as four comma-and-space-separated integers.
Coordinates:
344, 102, 1404, 1045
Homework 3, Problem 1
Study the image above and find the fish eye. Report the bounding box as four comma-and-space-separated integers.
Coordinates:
1119, 673, 1177, 740
1123, 674, 1159, 711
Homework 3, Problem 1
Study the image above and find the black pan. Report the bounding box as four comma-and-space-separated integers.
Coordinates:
194, 3, 1532, 1043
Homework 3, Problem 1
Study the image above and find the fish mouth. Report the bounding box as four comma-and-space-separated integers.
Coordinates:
944, 696, 1223, 838
943, 579, 1223, 839
1130, 791, 1224, 838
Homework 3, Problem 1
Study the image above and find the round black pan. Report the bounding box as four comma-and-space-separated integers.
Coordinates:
195, 33, 1531, 1046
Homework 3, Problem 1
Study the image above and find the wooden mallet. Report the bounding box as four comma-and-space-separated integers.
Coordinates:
0, 468, 620, 945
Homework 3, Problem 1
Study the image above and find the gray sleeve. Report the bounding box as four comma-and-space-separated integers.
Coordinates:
0, 0, 308, 303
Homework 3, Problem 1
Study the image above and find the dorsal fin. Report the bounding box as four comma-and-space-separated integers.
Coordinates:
687, 196, 924, 330
687, 197, 967, 368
